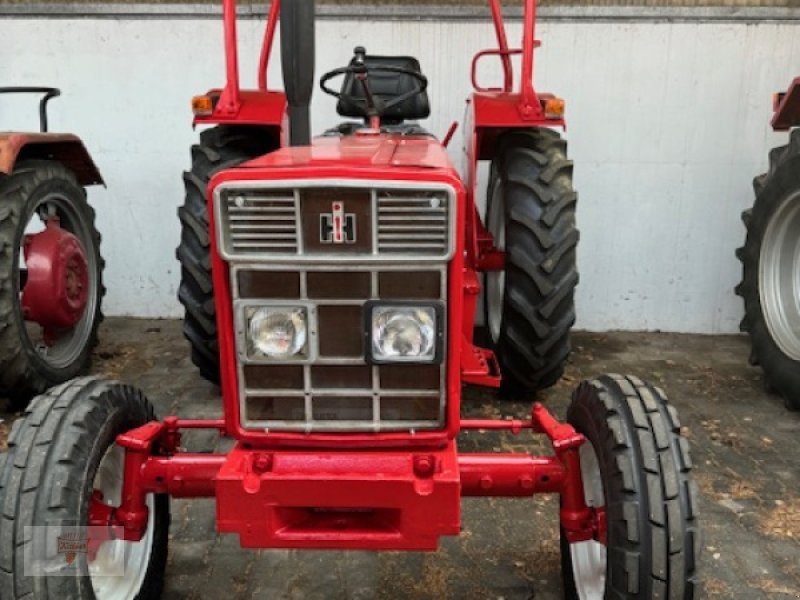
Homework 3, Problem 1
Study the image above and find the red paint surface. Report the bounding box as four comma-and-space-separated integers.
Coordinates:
208, 132, 465, 448
106, 402, 600, 549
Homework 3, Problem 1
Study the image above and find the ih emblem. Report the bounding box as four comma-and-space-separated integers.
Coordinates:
320, 202, 356, 244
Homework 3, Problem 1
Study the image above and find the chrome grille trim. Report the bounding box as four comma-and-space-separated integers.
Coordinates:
215, 180, 456, 263
230, 263, 447, 433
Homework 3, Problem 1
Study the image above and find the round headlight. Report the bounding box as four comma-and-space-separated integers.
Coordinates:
372, 307, 435, 361
248, 307, 307, 358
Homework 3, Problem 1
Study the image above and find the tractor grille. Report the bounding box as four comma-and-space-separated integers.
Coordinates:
217, 181, 455, 433
233, 266, 447, 432
216, 184, 454, 262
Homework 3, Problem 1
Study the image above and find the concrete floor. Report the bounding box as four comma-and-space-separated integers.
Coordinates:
1, 318, 799, 599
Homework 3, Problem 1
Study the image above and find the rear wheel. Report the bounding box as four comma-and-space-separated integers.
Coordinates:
736, 129, 800, 409
177, 125, 278, 384
0, 377, 169, 599
561, 374, 700, 599
0, 161, 104, 403
484, 128, 579, 394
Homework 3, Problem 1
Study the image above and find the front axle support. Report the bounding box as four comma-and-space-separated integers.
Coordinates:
101, 402, 605, 550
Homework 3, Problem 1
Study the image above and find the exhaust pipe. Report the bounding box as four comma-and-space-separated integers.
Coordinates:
280, 0, 315, 146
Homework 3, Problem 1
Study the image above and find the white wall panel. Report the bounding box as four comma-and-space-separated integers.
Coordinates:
1, 17, 797, 332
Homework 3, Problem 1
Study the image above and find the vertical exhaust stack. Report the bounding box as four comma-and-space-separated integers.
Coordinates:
280, 0, 315, 146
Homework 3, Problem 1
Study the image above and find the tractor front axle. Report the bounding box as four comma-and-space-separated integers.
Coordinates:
101, 402, 604, 550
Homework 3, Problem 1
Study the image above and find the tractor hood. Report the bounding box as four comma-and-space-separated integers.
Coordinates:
240, 134, 452, 172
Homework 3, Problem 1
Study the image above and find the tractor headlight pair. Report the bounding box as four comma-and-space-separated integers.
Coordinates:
243, 302, 442, 363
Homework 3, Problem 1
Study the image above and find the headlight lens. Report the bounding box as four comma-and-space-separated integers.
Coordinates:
370, 306, 437, 362
247, 307, 307, 359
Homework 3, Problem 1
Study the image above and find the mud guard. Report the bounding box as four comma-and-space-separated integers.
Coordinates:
0, 132, 103, 186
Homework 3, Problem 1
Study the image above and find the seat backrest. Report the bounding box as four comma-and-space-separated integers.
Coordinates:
336, 55, 430, 123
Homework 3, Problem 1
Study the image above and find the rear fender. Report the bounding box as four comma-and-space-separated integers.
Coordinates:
0, 132, 103, 186
771, 77, 800, 131
192, 89, 287, 146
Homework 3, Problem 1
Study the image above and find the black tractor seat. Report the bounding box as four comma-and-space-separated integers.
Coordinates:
336, 54, 430, 124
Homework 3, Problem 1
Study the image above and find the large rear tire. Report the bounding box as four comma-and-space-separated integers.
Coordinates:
177, 125, 278, 384
561, 374, 700, 599
736, 129, 800, 410
0, 161, 104, 403
484, 128, 579, 395
0, 377, 169, 599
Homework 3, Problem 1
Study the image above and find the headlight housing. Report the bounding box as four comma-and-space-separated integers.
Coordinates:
366, 302, 443, 364
246, 306, 308, 359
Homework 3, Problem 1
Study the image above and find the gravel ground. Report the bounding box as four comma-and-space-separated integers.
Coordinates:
1, 318, 799, 598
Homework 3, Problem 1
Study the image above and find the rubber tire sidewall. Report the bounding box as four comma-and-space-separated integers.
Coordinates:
0, 378, 168, 599
560, 375, 700, 598
738, 135, 800, 408
485, 128, 579, 395
177, 125, 277, 385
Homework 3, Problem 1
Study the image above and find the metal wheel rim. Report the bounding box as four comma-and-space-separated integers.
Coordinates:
18, 191, 99, 369
759, 190, 800, 361
486, 179, 506, 343
89, 444, 155, 600
569, 441, 607, 600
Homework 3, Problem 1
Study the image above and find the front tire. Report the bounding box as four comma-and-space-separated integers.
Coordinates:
485, 128, 579, 395
177, 126, 278, 384
736, 129, 800, 409
0, 377, 169, 599
561, 374, 700, 598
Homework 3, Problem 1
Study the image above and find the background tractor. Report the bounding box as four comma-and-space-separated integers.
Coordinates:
0, 2, 698, 599
0, 87, 104, 404
736, 77, 800, 410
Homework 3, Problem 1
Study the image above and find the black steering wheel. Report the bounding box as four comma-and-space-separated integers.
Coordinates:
319, 47, 428, 118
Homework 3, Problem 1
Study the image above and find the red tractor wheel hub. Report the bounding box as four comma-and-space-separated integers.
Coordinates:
21, 220, 90, 337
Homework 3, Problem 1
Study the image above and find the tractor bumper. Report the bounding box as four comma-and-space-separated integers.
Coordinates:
215, 443, 461, 550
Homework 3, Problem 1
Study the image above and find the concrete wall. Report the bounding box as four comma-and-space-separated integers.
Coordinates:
2, 15, 798, 332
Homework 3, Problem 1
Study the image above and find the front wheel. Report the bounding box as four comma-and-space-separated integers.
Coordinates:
561, 374, 700, 599
0, 377, 169, 599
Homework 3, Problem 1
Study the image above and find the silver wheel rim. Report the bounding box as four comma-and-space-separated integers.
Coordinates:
19, 192, 99, 369
569, 441, 607, 600
759, 190, 800, 361
89, 445, 155, 600
486, 179, 506, 343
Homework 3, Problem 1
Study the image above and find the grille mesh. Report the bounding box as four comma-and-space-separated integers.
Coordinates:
376, 191, 449, 255
234, 267, 447, 433
225, 193, 298, 253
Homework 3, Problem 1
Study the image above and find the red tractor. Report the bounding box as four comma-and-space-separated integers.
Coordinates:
736, 77, 800, 410
0, 2, 698, 598
0, 87, 104, 404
